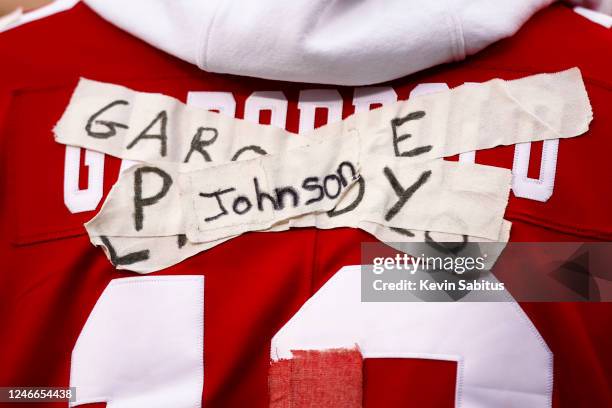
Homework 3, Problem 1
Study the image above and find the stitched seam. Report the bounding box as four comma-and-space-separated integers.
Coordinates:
273, 267, 552, 407
511, 139, 558, 199
12, 74, 200, 94
310, 226, 319, 297
445, 10, 461, 62
196, 0, 224, 70
508, 211, 612, 239
15, 227, 85, 244
451, 11, 466, 61
455, 358, 465, 408
197, 276, 205, 408
508, 301, 554, 407
70, 276, 204, 406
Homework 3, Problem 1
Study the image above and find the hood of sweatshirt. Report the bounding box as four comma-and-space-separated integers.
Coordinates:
87, 0, 553, 85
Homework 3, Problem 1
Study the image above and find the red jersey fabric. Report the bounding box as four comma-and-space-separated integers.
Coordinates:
0, 3, 610, 407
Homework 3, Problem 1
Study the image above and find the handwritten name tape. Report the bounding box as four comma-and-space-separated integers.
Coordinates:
53, 69, 592, 272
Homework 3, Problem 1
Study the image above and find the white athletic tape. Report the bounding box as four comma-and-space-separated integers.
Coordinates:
55, 69, 590, 167
53, 69, 592, 272
86, 140, 510, 241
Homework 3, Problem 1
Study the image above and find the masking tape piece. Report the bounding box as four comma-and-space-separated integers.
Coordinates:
54, 68, 591, 167
52, 68, 592, 272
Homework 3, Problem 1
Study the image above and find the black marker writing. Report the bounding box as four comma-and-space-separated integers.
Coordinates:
100, 235, 150, 266
199, 161, 357, 222
383, 167, 431, 221
391, 111, 432, 157
85, 100, 129, 139
133, 166, 173, 231
184, 127, 218, 163
425, 232, 468, 255
231, 145, 267, 161
328, 161, 364, 217
303, 177, 324, 205
232, 196, 253, 215
177, 234, 187, 249
275, 186, 299, 210
199, 188, 236, 222
127, 111, 168, 157
390, 227, 415, 237
323, 174, 342, 199
255, 178, 279, 211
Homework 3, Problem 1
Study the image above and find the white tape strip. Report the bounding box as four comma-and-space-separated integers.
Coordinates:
86, 151, 510, 241
55, 69, 591, 168
53, 69, 592, 272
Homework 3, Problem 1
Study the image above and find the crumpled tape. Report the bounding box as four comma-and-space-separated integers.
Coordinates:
52, 68, 592, 272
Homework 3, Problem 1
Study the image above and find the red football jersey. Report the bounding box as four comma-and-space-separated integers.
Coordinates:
0, 3, 611, 407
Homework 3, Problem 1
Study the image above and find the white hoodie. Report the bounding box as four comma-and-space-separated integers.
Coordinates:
83, 0, 555, 85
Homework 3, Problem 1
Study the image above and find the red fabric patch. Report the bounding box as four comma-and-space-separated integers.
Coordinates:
364, 358, 456, 408
270, 348, 362, 408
